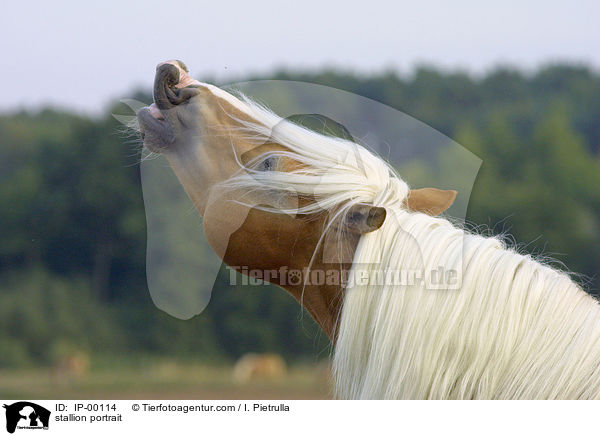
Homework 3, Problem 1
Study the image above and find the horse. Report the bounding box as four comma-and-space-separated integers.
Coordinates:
136, 60, 600, 399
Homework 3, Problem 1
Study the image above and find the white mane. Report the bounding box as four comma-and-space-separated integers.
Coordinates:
221, 97, 600, 399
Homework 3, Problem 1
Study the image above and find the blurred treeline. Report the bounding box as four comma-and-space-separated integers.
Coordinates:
0, 65, 599, 368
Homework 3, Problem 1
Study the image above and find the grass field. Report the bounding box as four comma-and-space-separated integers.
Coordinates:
0, 360, 332, 400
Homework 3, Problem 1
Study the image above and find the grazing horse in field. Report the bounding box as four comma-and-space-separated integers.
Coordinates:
137, 60, 600, 399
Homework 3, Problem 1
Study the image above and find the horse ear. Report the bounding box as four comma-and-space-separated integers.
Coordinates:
346, 204, 387, 234
406, 188, 457, 215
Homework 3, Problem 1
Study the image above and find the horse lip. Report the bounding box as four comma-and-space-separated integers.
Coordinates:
139, 61, 200, 149
148, 103, 164, 120
136, 107, 175, 149
153, 63, 181, 110
153, 61, 202, 110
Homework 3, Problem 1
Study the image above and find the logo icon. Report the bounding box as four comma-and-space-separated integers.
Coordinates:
3, 402, 50, 434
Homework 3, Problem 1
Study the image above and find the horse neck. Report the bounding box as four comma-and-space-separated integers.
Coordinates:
333, 208, 600, 399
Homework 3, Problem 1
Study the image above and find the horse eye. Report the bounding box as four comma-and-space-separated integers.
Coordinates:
257, 156, 276, 171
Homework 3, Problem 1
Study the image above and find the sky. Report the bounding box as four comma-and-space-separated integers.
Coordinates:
1, 0, 598, 114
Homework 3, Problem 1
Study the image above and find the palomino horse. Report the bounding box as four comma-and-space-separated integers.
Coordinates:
137, 60, 600, 399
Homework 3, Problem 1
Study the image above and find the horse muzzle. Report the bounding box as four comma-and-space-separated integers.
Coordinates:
137, 60, 201, 152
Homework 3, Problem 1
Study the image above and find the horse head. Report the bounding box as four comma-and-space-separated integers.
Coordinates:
137, 60, 456, 340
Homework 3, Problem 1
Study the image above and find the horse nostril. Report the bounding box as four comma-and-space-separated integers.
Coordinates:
153, 63, 181, 110
153, 61, 200, 110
